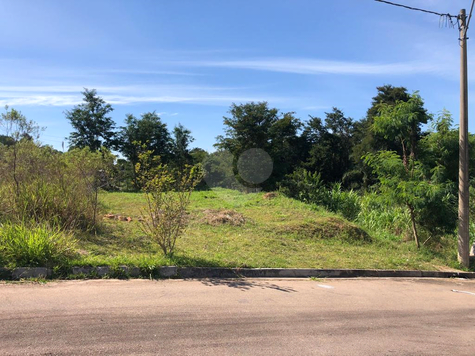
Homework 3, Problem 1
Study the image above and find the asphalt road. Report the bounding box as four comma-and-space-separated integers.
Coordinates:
1, 278, 474, 355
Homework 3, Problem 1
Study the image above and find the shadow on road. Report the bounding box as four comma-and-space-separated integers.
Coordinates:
199, 278, 297, 292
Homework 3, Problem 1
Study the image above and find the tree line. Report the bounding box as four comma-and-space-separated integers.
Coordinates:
61, 86, 475, 196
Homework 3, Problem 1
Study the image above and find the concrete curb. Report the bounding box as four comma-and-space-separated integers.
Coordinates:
11, 267, 52, 279
1, 266, 475, 280
176, 268, 475, 279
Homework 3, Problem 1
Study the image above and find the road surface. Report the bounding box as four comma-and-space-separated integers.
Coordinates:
1, 278, 474, 355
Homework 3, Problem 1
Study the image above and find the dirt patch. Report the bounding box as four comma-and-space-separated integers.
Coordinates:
202, 209, 246, 226
280, 217, 371, 243
263, 192, 278, 200
103, 213, 144, 222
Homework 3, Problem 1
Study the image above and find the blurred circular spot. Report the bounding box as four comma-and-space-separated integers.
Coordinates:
237, 148, 273, 184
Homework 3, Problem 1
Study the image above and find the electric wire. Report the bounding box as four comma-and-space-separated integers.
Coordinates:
375, 0, 457, 19
466, 0, 475, 31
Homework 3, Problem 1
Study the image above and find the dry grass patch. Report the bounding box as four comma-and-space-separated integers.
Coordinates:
202, 209, 247, 226
263, 192, 279, 200
279, 217, 372, 244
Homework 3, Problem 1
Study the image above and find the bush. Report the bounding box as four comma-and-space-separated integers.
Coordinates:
356, 192, 411, 239
0, 141, 113, 230
279, 168, 327, 204
280, 169, 360, 220
327, 183, 361, 221
0, 223, 78, 267
138, 151, 203, 256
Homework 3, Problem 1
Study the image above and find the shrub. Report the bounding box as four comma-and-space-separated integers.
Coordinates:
280, 169, 360, 220
0, 141, 113, 230
279, 168, 327, 205
0, 223, 78, 267
365, 150, 456, 247
327, 183, 361, 221
356, 192, 411, 239
138, 151, 203, 256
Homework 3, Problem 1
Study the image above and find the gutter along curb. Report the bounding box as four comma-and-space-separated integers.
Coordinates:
1, 266, 475, 280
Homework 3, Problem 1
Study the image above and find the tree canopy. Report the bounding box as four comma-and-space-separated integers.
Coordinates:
66, 89, 116, 151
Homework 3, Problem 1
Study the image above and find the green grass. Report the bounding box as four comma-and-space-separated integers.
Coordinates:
70, 188, 463, 271
0, 223, 78, 268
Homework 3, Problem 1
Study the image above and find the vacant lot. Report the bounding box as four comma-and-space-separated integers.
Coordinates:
71, 189, 459, 271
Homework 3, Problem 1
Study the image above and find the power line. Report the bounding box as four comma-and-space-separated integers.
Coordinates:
375, 0, 458, 19
466, 0, 475, 31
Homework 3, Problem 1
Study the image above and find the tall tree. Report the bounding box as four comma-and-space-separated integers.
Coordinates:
268, 112, 303, 187
116, 111, 171, 187
172, 124, 194, 169
365, 92, 448, 248
351, 85, 420, 188
372, 92, 429, 167
302, 108, 355, 184
189, 147, 208, 165
215, 102, 301, 189
66, 89, 115, 151
216, 102, 278, 154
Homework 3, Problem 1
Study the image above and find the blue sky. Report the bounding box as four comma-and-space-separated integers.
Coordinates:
0, 0, 473, 152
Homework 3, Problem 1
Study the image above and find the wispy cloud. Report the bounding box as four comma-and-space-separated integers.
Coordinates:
301, 105, 332, 111
179, 58, 443, 76
99, 68, 203, 76
154, 112, 179, 117
0, 85, 284, 107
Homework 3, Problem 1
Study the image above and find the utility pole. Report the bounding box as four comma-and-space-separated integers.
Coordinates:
458, 9, 470, 268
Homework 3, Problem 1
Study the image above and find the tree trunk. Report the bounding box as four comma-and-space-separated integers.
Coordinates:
408, 204, 420, 248
12, 143, 20, 198
401, 138, 408, 171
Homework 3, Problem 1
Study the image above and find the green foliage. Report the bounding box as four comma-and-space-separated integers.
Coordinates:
419, 110, 475, 187
419, 110, 458, 183
216, 101, 279, 153
111, 158, 136, 191
116, 114, 196, 189
302, 108, 356, 184
268, 112, 303, 187
365, 151, 455, 246
215, 102, 302, 189
116, 112, 171, 183
0, 223, 77, 267
280, 168, 360, 220
356, 192, 411, 239
351, 85, 415, 188
137, 150, 204, 256
0, 106, 42, 143
372, 92, 429, 163
202, 150, 236, 189
327, 183, 361, 221
279, 168, 326, 204
0, 140, 113, 230
362, 92, 449, 248
172, 123, 194, 169
66, 89, 116, 151
190, 148, 209, 165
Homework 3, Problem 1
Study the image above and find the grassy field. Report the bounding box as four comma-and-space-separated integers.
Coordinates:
71, 189, 461, 271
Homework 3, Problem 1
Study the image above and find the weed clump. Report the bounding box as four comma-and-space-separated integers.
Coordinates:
0, 223, 78, 267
